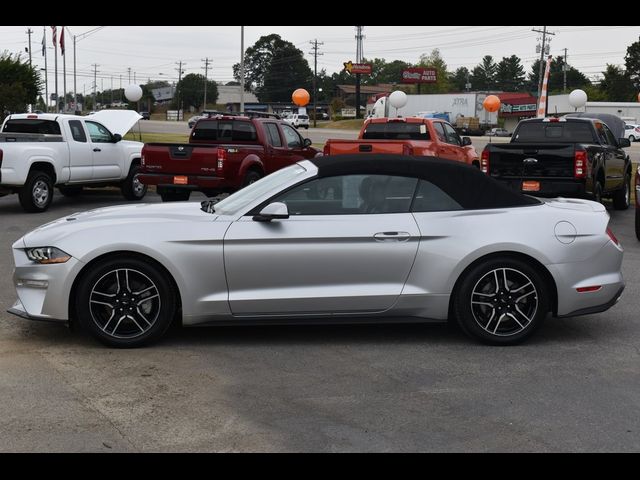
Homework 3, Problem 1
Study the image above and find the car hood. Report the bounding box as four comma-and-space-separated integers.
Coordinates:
85, 109, 142, 136
22, 202, 218, 247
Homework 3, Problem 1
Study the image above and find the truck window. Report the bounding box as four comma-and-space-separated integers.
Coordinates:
2, 119, 61, 135
513, 122, 596, 143
432, 122, 447, 142
362, 123, 431, 141
281, 124, 302, 148
68, 120, 87, 143
601, 124, 618, 146
85, 121, 113, 143
265, 123, 283, 147
442, 123, 462, 146
191, 120, 257, 142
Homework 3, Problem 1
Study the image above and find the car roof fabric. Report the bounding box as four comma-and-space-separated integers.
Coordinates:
564, 112, 625, 139
312, 154, 540, 209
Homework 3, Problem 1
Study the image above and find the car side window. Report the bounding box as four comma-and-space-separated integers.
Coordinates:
411, 180, 463, 212
601, 124, 618, 146
443, 123, 462, 146
433, 122, 447, 143
85, 121, 113, 143
265, 123, 283, 147
273, 175, 418, 215
281, 124, 302, 148
595, 123, 609, 145
69, 120, 87, 143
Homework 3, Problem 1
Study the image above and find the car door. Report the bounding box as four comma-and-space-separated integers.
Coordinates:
85, 120, 123, 180
598, 123, 626, 190
280, 123, 314, 162
223, 174, 421, 316
263, 122, 291, 173
66, 119, 94, 182
432, 122, 457, 161
442, 122, 467, 163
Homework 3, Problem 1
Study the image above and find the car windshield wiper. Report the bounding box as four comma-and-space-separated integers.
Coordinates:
200, 199, 219, 214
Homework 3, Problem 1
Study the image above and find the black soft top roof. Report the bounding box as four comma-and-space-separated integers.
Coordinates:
311, 155, 540, 210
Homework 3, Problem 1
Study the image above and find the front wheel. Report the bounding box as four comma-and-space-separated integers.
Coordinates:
612, 174, 631, 210
121, 164, 147, 201
19, 170, 54, 213
75, 256, 177, 347
453, 257, 549, 345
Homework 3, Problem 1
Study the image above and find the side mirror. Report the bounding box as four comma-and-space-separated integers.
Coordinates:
462, 137, 472, 146
112, 133, 122, 143
303, 138, 313, 148
253, 202, 289, 222
618, 138, 631, 148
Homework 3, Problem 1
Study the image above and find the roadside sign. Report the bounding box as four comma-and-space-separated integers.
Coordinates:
343, 61, 372, 75
401, 68, 437, 84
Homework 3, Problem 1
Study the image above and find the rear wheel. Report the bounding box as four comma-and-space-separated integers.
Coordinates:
19, 170, 53, 213
75, 256, 177, 348
630, 135, 636, 142
58, 186, 83, 197
612, 174, 631, 210
453, 257, 549, 345
242, 169, 263, 188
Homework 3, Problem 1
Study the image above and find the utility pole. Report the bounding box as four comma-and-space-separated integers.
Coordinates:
532, 26, 555, 103
26, 28, 33, 67
240, 26, 245, 113
563, 48, 568, 93
134, 71, 136, 84
92, 64, 99, 111
119, 75, 122, 102
309, 39, 324, 127
355, 26, 364, 119
73, 35, 77, 113
175, 61, 185, 120
128, 67, 132, 84
43, 27, 48, 112
111, 76, 114, 104
202, 57, 211, 109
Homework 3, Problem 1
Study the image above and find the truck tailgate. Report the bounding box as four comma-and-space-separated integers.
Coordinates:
327, 140, 408, 156
142, 143, 218, 175
488, 143, 575, 178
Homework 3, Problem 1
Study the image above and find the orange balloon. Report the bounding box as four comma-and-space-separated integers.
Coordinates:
483, 95, 501, 113
292, 88, 310, 107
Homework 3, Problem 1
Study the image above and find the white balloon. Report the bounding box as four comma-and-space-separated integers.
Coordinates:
569, 89, 588, 109
124, 84, 143, 102
388, 90, 408, 109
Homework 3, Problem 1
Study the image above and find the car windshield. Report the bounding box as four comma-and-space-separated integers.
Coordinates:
205, 164, 308, 215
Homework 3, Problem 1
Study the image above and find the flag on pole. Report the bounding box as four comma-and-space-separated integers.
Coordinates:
51, 26, 57, 46
41, 31, 46, 56
60, 27, 65, 56
536, 55, 553, 118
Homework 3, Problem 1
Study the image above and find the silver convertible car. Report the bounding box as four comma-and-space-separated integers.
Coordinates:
9, 155, 624, 347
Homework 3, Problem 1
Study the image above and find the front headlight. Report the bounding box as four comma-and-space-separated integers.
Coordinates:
25, 247, 71, 264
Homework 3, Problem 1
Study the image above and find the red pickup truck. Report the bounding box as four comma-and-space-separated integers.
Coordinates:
138, 112, 321, 201
324, 117, 479, 166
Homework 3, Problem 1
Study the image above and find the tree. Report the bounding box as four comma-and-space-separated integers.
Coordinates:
417, 49, 450, 93
528, 57, 591, 94
174, 73, 218, 111
451, 67, 470, 91
495, 55, 526, 91
471, 55, 498, 90
599, 64, 635, 101
0, 52, 41, 118
233, 34, 312, 102
361, 58, 411, 86
624, 38, 640, 87
36, 95, 46, 111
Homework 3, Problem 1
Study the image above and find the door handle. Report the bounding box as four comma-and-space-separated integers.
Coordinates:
374, 232, 411, 242
93, 148, 101, 152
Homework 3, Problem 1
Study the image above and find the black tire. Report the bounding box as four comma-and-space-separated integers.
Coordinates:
453, 256, 549, 345
19, 170, 53, 213
612, 174, 631, 211
58, 186, 83, 197
242, 169, 263, 188
630, 135, 636, 142
121, 164, 147, 201
593, 180, 603, 205
75, 256, 177, 348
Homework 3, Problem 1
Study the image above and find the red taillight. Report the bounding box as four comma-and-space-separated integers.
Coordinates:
574, 149, 587, 179
27, 115, 38, 119
217, 148, 226, 170
635, 127, 640, 133
607, 227, 620, 246
323, 143, 330, 156
577, 286, 602, 293
480, 149, 490, 174
402, 144, 414, 156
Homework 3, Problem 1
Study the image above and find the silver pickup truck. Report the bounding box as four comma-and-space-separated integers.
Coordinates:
0, 110, 146, 212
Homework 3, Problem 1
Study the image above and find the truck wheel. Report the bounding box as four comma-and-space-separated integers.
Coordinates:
19, 170, 53, 213
612, 174, 631, 211
242, 170, 263, 188
58, 186, 83, 197
121, 164, 147, 201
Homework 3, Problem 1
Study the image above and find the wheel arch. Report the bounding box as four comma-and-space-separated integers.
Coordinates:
239, 155, 264, 178
28, 161, 57, 185
447, 250, 558, 319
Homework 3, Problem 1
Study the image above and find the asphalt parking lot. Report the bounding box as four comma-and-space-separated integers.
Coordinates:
0, 189, 639, 452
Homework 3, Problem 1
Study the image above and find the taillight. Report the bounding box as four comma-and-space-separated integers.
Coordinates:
574, 149, 587, 179
323, 143, 330, 156
217, 148, 226, 170
480, 149, 490, 174
402, 144, 414, 156
607, 227, 620, 247
635, 127, 640, 133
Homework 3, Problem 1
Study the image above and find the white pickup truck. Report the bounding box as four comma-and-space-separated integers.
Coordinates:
0, 110, 146, 212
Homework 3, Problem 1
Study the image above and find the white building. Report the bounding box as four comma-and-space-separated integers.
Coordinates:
548, 95, 640, 123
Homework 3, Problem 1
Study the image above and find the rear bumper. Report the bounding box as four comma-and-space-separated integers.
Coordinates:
136, 173, 227, 190
493, 178, 587, 197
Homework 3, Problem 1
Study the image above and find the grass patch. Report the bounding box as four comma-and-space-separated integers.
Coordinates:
124, 132, 190, 143
316, 119, 365, 130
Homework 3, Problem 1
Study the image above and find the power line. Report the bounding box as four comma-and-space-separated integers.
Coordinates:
532, 26, 555, 101
309, 39, 324, 127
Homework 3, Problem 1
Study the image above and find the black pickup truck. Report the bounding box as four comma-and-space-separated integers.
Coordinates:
481, 115, 632, 209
